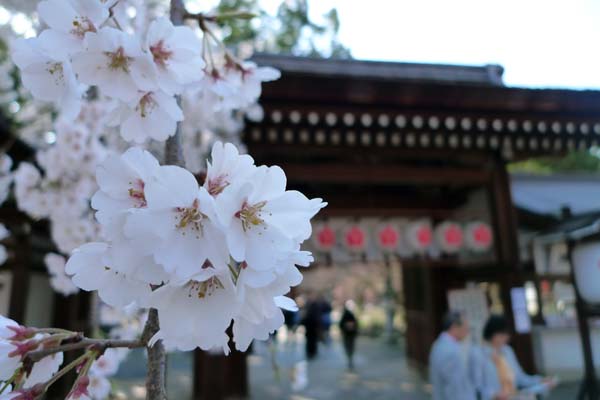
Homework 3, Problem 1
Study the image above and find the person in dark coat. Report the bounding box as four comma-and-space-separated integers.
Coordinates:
319, 295, 333, 344
302, 296, 322, 359
339, 300, 359, 370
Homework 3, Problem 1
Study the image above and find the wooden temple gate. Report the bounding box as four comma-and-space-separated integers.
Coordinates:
237, 54, 600, 379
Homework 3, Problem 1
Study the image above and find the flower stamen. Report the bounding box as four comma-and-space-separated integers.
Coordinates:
235, 200, 267, 232
149, 40, 173, 68
70, 17, 97, 38
188, 277, 224, 299
136, 93, 157, 118
175, 199, 206, 236
207, 175, 229, 196
128, 179, 146, 207
105, 47, 131, 72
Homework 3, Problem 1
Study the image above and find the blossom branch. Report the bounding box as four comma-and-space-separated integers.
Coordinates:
183, 11, 257, 23
23, 338, 143, 366
43, 352, 90, 392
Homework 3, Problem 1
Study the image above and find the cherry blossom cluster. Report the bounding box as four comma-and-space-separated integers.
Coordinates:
180, 60, 279, 173
0, 59, 18, 109
14, 117, 105, 254
11, 0, 195, 141
43, 254, 79, 296
66, 142, 325, 352
0, 314, 136, 400
85, 348, 127, 400
0, 315, 64, 397
11, 0, 279, 149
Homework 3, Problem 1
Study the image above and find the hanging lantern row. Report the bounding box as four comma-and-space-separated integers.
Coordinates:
312, 220, 493, 254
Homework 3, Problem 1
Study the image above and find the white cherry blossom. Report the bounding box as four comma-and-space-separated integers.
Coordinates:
65, 242, 150, 307
145, 274, 239, 353
216, 165, 326, 272
217, 62, 280, 110
44, 253, 79, 296
108, 90, 183, 143
0, 389, 18, 399
91, 147, 160, 238
145, 17, 204, 95
11, 31, 84, 120
72, 27, 156, 102
87, 374, 111, 399
37, 0, 110, 55
0, 341, 21, 381
204, 141, 255, 197
232, 259, 302, 351
0, 315, 24, 342
124, 166, 229, 282
90, 349, 120, 377
24, 352, 64, 388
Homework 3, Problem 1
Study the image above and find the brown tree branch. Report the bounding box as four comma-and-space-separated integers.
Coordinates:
23, 338, 143, 365
144, 309, 167, 400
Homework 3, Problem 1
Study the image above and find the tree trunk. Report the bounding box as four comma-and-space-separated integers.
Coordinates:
145, 308, 167, 400
145, 2, 188, 399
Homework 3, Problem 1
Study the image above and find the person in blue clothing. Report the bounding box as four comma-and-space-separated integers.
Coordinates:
429, 311, 477, 400
471, 315, 555, 400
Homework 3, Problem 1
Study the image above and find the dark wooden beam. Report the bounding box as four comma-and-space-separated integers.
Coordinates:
281, 164, 490, 185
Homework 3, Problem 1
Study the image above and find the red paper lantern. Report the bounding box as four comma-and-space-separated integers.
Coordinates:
465, 221, 493, 252
435, 221, 463, 253
344, 225, 367, 252
407, 221, 432, 251
313, 224, 336, 252
377, 224, 400, 252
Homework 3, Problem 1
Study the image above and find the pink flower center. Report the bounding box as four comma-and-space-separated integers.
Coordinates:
207, 175, 229, 196
176, 199, 205, 235
150, 40, 173, 68
235, 200, 267, 232
137, 93, 157, 118
188, 277, 224, 299
70, 16, 97, 38
128, 179, 146, 208
45, 62, 65, 85
105, 47, 131, 72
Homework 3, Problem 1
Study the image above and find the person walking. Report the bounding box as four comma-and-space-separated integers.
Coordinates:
302, 297, 322, 359
339, 300, 359, 370
429, 311, 477, 400
319, 296, 333, 345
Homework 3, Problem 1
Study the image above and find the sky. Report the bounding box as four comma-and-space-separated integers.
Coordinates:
4, 0, 600, 90
258, 0, 600, 90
